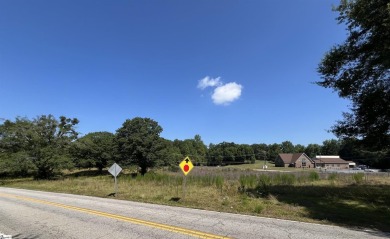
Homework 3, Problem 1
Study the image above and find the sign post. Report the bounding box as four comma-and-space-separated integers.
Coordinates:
108, 163, 122, 196
179, 156, 194, 199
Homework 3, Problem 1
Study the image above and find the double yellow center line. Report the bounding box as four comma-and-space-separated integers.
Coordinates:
0, 192, 230, 239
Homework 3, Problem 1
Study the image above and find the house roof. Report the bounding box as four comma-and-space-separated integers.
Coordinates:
278, 153, 312, 164
313, 156, 348, 164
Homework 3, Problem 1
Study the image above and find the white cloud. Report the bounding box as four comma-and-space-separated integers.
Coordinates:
212, 82, 243, 105
197, 76, 243, 105
197, 76, 222, 90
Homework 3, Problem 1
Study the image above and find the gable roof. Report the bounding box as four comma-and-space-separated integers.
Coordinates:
278, 153, 312, 164
313, 156, 348, 164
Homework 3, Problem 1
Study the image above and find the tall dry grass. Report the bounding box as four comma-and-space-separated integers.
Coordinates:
2, 167, 390, 231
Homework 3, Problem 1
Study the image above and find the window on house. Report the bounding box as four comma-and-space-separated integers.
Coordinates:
302, 158, 306, 167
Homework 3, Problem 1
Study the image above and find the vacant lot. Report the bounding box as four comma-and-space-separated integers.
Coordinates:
1, 166, 390, 232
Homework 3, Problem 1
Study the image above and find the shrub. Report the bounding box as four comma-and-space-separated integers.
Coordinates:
239, 175, 257, 190
221, 197, 229, 206
254, 203, 264, 214
273, 173, 296, 185
257, 174, 272, 196
215, 175, 224, 193
168, 165, 180, 172
282, 174, 296, 185
328, 172, 338, 181
258, 174, 272, 186
308, 171, 320, 182
353, 172, 365, 184
297, 174, 308, 184
197, 175, 214, 186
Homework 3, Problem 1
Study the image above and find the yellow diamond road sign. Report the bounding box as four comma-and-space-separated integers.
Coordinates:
179, 156, 194, 176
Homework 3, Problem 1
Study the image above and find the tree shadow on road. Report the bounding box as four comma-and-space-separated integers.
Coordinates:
11, 233, 39, 239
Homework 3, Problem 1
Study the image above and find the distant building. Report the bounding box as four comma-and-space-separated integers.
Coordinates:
313, 156, 349, 170
275, 153, 314, 168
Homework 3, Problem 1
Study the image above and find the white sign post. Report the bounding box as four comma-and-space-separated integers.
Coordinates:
108, 163, 122, 196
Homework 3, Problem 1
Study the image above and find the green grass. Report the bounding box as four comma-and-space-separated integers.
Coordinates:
1, 167, 390, 232
224, 160, 269, 170
225, 160, 317, 172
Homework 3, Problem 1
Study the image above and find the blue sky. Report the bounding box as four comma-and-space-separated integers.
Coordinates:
0, 0, 349, 146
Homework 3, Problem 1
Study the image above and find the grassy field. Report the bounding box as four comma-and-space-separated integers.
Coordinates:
225, 160, 317, 171
1, 164, 390, 232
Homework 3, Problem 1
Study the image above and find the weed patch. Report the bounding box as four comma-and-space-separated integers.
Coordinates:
308, 171, 320, 182
353, 173, 365, 184
328, 172, 338, 181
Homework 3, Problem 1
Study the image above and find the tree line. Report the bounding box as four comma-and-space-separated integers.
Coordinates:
1, 115, 388, 179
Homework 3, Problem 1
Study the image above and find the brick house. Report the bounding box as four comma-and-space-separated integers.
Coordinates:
275, 153, 315, 168
312, 156, 349, 169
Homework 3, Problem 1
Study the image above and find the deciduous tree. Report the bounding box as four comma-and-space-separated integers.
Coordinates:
116, 117, 163, 175
72, 132, 115, 173
321, 139, 341, 155
304, 144, 322, 158
0, 115, 78, 179
317, 0, 390, 149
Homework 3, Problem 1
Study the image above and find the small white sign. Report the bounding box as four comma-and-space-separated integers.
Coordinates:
108, 163, 122, 177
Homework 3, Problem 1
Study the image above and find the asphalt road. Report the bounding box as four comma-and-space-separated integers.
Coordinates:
0, 187, 388, 239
